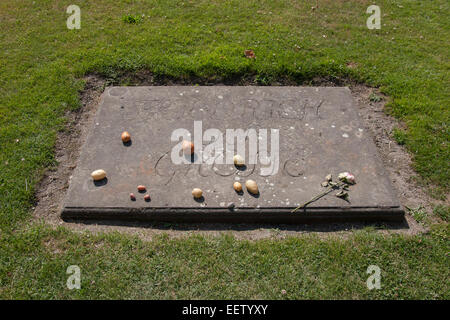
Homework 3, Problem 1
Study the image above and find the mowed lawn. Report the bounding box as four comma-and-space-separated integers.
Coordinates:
0, 0, 448, 299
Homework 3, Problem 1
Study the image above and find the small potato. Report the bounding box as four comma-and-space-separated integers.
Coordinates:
144, 194, 151, 201
182, 140, 194, 155
233, 182, 243, 192
121, 131, 131, 143
192, 188, 203, 199
233, 155, 245, 166
91, 169, 106, 181
137, 185, 146, 192
245, 180, 259, 195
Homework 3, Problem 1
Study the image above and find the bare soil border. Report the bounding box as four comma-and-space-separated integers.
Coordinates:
33, 72, 441, 240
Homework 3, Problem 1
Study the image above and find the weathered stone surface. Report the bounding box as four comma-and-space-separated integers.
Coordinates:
62, 86, 403, 223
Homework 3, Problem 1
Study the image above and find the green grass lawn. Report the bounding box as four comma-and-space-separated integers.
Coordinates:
0, 0, 448, 299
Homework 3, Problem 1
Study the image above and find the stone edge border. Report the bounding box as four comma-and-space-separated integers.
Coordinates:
62, 206, 404, 224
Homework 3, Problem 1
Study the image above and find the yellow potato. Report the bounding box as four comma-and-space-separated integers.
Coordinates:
245, 180, 259, 194
192, 188, 203, 198
91, 169, 106, 181
233, 155, 245, 166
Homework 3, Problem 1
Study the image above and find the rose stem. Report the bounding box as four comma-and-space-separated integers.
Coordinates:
291, 181, 345, 213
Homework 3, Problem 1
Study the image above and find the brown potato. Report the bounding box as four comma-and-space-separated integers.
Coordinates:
121, 131, 131, 143
233, 182, 243, 192
182, 140, 194, 155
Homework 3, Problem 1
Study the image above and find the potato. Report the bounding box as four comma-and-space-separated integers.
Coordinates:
91, 169, 106, 181
192, 188, 203, 198
121, 131, 131, 143
245, 180, 259, 194
182, 140, 194, 155
233, 155, 245, 166
233, 182, 243, 192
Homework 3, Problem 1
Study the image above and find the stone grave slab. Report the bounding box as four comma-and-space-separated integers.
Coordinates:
61, 86, 404, 223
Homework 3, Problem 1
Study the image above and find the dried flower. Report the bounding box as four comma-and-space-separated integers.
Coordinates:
292, 172, 357, 213
338, 172, 356, 184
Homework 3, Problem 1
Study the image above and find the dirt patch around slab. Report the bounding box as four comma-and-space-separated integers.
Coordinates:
33, 72, 442, 240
